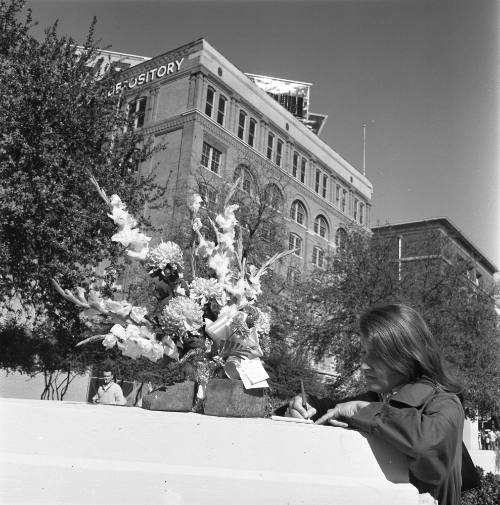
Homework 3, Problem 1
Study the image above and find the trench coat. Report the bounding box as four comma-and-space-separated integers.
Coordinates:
311, 379, 464, 505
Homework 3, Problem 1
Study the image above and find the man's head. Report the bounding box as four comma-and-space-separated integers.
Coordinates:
102, 370, 114, 384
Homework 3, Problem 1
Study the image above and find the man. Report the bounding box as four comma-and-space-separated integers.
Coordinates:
92, 370, 127, 405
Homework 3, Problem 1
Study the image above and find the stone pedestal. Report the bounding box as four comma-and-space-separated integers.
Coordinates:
141, 380, 195, 411
204, 379, 266, 417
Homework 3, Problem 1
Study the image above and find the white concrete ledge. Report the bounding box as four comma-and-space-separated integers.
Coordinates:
0, 398, 418, 504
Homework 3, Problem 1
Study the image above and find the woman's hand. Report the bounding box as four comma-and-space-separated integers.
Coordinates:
286, 394, 317, 420
315, 401, 371, 427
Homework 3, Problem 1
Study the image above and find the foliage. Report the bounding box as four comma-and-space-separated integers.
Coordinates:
462, 467, 500, 505
0, 0, 161, 397
291, 226, 500, 414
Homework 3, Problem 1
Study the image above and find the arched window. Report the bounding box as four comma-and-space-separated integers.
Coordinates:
312, 246, 325, 268
335, 227, 347, 248
233, 165, 255, 195
264, 183, 283, 211
290, 200, 306, 226
288, 233, 303, 257
313, 215, 329, 239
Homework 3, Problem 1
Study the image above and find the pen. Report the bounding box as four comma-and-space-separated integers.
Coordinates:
300, 379, 308, 410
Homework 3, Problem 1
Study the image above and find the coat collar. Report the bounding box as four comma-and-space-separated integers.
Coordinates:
386, 377, 437, 407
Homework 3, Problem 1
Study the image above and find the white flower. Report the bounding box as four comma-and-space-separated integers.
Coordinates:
121, 339, 143, 359
189, 277, 226, 306
109, 324, 126, 339
109, 194, 126, 210
196, 237, 215, 258
143, 341, 164, 362
127, 245, 149, 261
162, 334, 179, 360
192, 217, 203, 232
209, 252, 230, 282
224, 276, 246, 301
102, 333, 117, 349
105, 300, 132, 318
111, 226, 142, 247
160, 297, 204, 334
128, 231, 152, 251
130, 306, 148, 324
146, 241, 184, 272
108, 206, 137, 229
188, 194, 203, 214
217, 229, 235, 252
215, 204, 239, 232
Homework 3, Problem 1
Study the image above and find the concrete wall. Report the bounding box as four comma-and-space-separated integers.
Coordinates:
0, 370, 90, 402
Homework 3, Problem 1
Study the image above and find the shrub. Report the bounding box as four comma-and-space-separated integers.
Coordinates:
462, 467, 500, 505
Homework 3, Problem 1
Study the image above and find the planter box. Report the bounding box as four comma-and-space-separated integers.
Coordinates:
204, 378, 266, 418
141, 381, 195, 412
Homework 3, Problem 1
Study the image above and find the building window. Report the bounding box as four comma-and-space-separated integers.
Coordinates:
475, 272, 483, 288
290, 200, 306, 226
286, 266, 301, 285
201, 142, 221, 174
313, 215, 329, 239
216, 95, 227, 126
237, 110, 246, 140
315, 168, 328, 198
264, 183, 283, 211
266, 133, 274, 160
353, 198, 359, 221
205, 86, 215, 117
340, 189, 347, 212
335, 185, 341, 206
312, 246, 325, 268
127, 97, 147, 129
275, 139, 283, 167
288, 233, 303, 257
359, 203, 365, 225
292, 153, 307, 184
300, 158, 307, 184
248, 118, 257, 147
292, 152, 299, 178
335, 227, 347, 248
233, 165, 255, 195
200, 184, 218, 210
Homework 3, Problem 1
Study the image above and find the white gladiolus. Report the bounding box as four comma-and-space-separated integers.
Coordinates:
130, 306, 148, 324
108, 206, 137, 229
109, 194, 126, 209
109, 324, 127, 339
105, 300, 132, 318
102, 333, 117, 349
188, 194, 203, 214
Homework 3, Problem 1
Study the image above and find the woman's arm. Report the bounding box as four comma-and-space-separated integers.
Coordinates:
348, 393, 464, 486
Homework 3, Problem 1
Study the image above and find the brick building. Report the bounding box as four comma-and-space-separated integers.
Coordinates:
105, 38, 372, 276
372, 218, 497, 290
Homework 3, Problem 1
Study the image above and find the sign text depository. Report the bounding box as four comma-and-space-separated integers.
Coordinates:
111, 57, 184, 94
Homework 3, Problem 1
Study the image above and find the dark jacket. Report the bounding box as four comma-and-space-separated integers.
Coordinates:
312, 379, 464, 505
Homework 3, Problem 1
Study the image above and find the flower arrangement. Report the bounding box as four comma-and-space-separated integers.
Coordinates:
53, 175, 293, 399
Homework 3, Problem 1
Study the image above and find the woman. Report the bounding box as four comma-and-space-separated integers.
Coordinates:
287, 304, 465, 505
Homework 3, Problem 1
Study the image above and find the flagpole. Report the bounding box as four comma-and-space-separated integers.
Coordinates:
362, 123, 366, 176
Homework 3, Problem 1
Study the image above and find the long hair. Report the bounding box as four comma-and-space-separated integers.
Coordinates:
359, 303, 461, 394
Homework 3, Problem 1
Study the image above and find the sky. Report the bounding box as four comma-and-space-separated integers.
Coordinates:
24, 0, 500, 268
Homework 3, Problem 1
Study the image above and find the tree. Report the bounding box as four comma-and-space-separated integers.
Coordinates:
0, 0, 160, 397
290, 226, 500, 413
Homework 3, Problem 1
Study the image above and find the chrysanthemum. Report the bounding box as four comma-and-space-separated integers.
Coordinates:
146, 241, 184, 273
189, 277, 226, 306
160, 296, 204, 335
